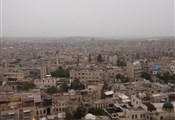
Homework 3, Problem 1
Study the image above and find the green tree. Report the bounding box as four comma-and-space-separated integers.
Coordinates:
116, 73, 122, 79
18, 81, 36, 91
141, 72, 151, 80
88, 107, 106, 115
65, 106, 75, 120
74, 106, 87, 119
100, 81, 108, 99
51, 67, 69, 78
60, 83, 69, 92
121, 77, 129, 83
162, 71, 171, 80
46, 86, 58, 94
103, 81, 108, 90
97, 54, 103, 62
71, 79, 85, 90
100, 88, 106, 99
115, 74, 129, 83
171, 74, 175, 80
117, 59, 126, 66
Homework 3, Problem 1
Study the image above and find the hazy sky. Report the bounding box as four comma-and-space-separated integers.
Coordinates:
0, 0, 174, 38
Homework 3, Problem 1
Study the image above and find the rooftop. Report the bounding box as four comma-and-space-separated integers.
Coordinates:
152, 65, 161, 71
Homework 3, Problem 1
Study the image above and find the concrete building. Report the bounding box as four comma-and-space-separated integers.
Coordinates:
127, 61, 142, 80
70, 68, 105, 81
34, 77, 57, 89
2, 68, 24, 82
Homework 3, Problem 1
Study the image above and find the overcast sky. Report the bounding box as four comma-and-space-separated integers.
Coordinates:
0, 0, 174, 38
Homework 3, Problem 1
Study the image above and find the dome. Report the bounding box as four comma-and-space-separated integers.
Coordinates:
85, 113, 96, 120
163, 101, 174, 110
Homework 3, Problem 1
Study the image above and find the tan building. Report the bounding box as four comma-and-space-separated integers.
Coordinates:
3, 68, 24, 82
70, 69, 105, 81
151, 83, 169, 94
127, 61, 142, 80
34, 77, 57, 89
109, 55, 118, 65
92, 99, 113, 109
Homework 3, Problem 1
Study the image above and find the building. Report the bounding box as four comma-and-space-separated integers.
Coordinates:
2, 68, 24, 82
127, 61, 142, 80
34, 77, 57, 89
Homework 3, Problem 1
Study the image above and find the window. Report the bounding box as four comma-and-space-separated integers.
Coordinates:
135, 115, 137, 119
132, 115, 134, 119
143, 114, 145, 118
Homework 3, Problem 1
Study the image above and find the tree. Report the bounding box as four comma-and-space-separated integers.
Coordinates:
74, 106, 87, 119
65, 106, 75, 120
60, 83, 69, 92
100, 88, 106, 99
97, 54, 103, 62
115, 74, 129, 83
18, 81, 36, 91
171, 74, 175, 80
141, 72, 151, 80
88, 107, 106, 115
117, 59, 126, 66
116, 73, 122, 79
162, 71, 171, 80
102, 81, 108, 90
71, 79, 85, 90
51, 67, 69, 78
101, 81, 108, 99
46, 86, 58, 94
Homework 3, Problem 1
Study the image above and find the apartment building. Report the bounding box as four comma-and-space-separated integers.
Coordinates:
127, 61, 142, 80
70, 68, 105, 81
34, 77, 57, 89
109, 55, 118, 65
2, 68, 24, 82
151, 83, 169, 94
0, 107, 36, 120
92, 99, 113, 109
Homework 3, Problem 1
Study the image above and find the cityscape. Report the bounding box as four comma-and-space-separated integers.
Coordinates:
0, 37, 175, 120
0, 0, 175, 120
